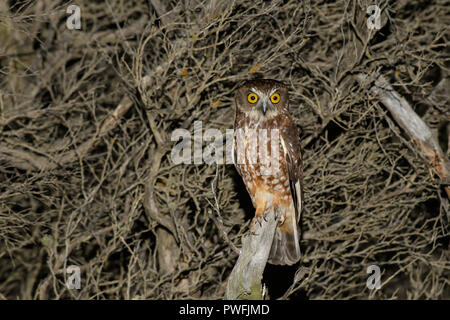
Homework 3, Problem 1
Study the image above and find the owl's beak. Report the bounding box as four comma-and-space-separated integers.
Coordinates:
261, 102, 268, 115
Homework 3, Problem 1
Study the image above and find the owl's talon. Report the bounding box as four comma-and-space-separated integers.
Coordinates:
256, 218, 262, 228
251, 215, 264, 231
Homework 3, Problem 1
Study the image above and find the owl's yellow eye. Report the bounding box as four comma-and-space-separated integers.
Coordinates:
247, 93, 258, 104
270, 93, 280, 104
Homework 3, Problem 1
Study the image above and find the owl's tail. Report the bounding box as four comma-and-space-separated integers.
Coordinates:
268, 211, 300, 265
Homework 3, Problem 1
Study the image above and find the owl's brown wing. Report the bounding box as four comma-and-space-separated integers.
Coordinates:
268, 116, 303, 265
280, 117, 303, 223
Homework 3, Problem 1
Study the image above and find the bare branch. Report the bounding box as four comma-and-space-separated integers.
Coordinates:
225, 210, 279, 300
357, 73, 450, 198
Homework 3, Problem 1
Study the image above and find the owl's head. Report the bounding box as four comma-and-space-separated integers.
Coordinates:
235, 79, 288, 120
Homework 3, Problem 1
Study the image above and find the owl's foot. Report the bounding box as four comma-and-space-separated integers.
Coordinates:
250, 197, 268, 233
249, 214, 263, 235
250, 209, 271, 235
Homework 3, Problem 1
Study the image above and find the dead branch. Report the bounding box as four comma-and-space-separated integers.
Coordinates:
357, 73, 450, 198
225, 210, 279, 300
0, 94, 133, 171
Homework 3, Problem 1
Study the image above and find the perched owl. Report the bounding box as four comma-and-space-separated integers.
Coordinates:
233, 79, 303, 265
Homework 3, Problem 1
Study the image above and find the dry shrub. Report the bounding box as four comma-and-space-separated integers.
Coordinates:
0, 0, 448, 299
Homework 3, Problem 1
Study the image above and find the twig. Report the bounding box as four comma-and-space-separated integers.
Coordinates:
207, 164, 240, 255
0, 94, 133, 171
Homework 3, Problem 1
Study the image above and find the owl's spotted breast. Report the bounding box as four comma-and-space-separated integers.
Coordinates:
234, 115, 293, 209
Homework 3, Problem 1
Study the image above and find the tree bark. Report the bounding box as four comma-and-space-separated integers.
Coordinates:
225, 209, 279, 300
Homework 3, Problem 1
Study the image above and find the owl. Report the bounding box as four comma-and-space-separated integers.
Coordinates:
233, 79, 303, 265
